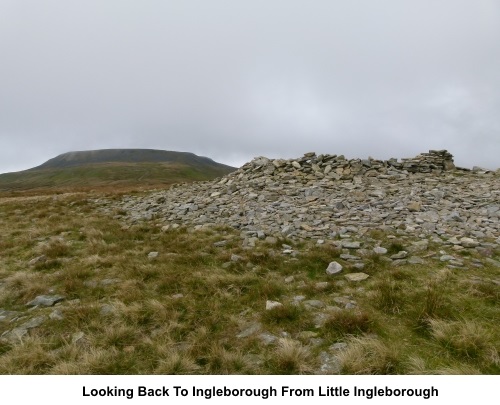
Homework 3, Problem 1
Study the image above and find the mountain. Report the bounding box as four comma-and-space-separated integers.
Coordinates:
30, 149, 231, 170
0, 149, 236, 193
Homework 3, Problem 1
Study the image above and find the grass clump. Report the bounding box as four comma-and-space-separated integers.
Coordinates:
41, 239, 71, 259
323, 309, 374, 336
267, 338, 316, 374
337, 337, 402, 374
413, 270, 455, 332
429, 319, 499, 363
262, 304, 306, 326
386, 241, 406, 255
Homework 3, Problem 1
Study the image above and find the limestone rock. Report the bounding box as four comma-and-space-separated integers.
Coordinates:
265, 300, 283, 310
345, 273, 370, 281
326, 261, 343, 275
26, 295, 64, 307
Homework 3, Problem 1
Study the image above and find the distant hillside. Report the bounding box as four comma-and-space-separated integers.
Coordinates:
0, 149, 236, 193
30, 149, 230, 170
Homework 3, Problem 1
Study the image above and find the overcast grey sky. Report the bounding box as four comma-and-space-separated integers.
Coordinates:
1, 0, 499, 173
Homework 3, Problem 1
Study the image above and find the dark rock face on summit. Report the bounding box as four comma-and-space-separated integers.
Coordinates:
30, 149, 234, 171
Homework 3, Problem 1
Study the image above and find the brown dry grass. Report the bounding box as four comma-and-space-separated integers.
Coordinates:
0, 186, 499, 374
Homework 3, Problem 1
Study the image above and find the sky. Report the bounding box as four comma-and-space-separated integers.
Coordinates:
1, 0, 499, 173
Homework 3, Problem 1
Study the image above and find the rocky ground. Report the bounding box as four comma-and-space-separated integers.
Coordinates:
97, 150, 500, 267
1, 150, 498, 374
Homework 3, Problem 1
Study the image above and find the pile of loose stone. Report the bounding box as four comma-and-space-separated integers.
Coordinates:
98, 150, 499, 257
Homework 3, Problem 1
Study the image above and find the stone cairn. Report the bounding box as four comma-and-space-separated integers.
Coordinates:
399, 150, 455, 172
240, 149, 456, 179
101, 149, 499, 252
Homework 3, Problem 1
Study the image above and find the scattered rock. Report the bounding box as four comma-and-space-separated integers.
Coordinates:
330, 342, 348, 351
326, 261, 343, 275
236, 322, 261, 338
49, 309, 64, 320
26, 295, 65, 307
231, 254, 243, 262
407, 201, 422, 212
408, 256, 425, 265
460, 237, 480, 248
265, 300, 283, 310
1, 316, 46, 343
72, 331, 87, 346
258, 332, 278, 345
100, 304, 115, 316
390, 251, 408, 260
341, 241, 361, 249
317, 351, 342, 374
303, 300, 325, 309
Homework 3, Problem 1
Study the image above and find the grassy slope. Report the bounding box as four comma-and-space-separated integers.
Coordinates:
0, 162, 233, 194
0, 190, 498, 374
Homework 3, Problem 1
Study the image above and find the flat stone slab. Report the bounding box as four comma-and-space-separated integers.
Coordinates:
265, 300, 283, 310
303, 300, 326, 309
19, 316, 46, 330
341, 241, 361, 249
460, 237, 479, 248
1, 316, 46, 343
408, 256, 425, 265
236, 322, 262, 339
26, 295, 65, 307
345, 272, 370, 282
258, 332, 277, 345
390, 251, 408, 260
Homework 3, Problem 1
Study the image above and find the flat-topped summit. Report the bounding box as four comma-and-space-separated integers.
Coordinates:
0, 149, 236, 192
30, 149, 233, 170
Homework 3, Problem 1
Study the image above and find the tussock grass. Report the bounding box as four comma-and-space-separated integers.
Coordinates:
413, 270, 455, 333
323, 309, 374, 337
386, 241, 406, 255
267, 338, 316, 374
261, 304, 311, 332
371, 277, 405, 314
0, 337, 56, 374
0, 189, 499, 374
41, 239, 72, 259
337, 337, 401, 374
429, 319, 499, 365
154, 351, 201, 374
